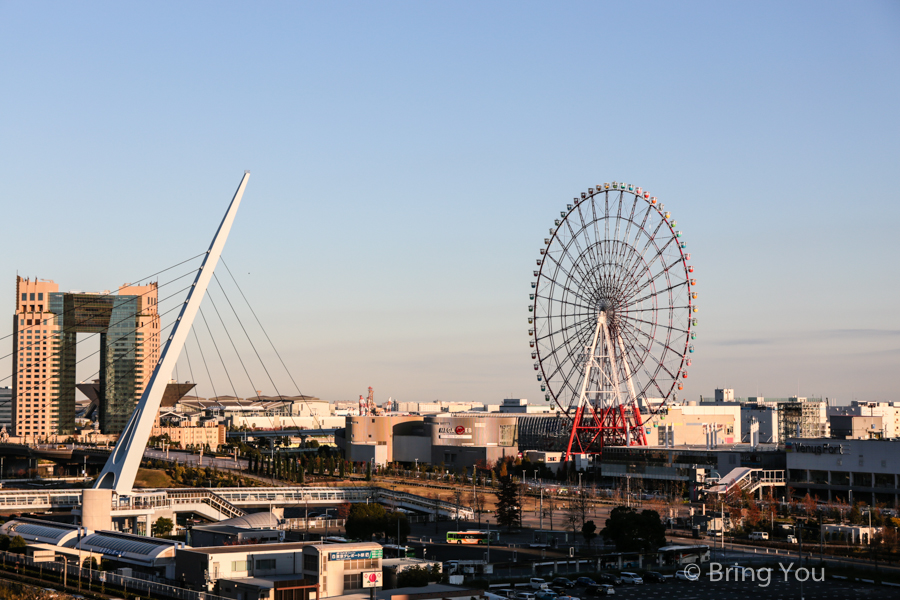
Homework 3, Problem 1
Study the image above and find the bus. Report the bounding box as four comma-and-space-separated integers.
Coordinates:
383, 544, 416, 558
446, 530, 499, 544
658, 545, 710, 566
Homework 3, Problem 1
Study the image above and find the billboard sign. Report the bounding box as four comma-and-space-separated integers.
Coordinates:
362, 571, 383, 588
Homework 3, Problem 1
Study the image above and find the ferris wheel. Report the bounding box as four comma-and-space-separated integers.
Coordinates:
529, 181, 696, 458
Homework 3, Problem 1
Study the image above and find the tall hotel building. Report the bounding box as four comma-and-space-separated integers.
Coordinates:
13, 276, 160, 437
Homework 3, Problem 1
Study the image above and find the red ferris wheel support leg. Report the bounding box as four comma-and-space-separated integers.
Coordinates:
565, 404, 586, 462
631, 402, 648, 445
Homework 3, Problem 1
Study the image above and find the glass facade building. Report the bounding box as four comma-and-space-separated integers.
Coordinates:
13, 276, 159, 437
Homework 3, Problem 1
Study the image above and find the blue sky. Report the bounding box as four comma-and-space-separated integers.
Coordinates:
1, 2, 898, 406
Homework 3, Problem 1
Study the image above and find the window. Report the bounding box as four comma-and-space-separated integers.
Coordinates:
21, 293, 26, 301
38, 293, 43, 301
255, 559, 276, 571
303, 554, 318, 572
231, 560, 249, 572
343, 574, 361, 591
29, 293, 35, 301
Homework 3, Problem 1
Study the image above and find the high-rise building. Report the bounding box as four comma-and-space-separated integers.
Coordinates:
0, 386, 11, 431
13, 276, 160, 437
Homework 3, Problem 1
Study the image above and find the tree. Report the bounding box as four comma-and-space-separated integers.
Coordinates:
8, 536, 26, 554
153, 517, 175, 537
600, 506, 666, 552
395, 565, 425, 588
582, 520, 598, 549
397, 565, 432, 588
365, 461, 372, 481
495, 476, 522, 530
340, 460, 346, 479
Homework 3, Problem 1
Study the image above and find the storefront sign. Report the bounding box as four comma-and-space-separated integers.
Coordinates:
329, 549, 383, 561
362, 571, 383, 588
786, 442, 845, 455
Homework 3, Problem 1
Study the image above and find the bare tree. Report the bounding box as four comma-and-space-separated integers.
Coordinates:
473, 488, 487, 527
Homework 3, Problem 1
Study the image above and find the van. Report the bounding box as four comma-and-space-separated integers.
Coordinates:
786, 535, 798, 544
749, 532, 769, 541
530, 578, 549, 590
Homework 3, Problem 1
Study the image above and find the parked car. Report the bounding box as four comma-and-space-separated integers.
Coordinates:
787, 535, 798, 544
556, 595, 580, 600
596, 585, 615, 596
515, 592, 536, 600
597, 573, 621, 586
749, 531, 769, 541
675, 569, 697, 581
552, 578, 576, 589
642, 571, 666, 583
531, 578, 550, 590
575, 577, 596, 587
535, 591, 558, 600
620, 573, 643, 585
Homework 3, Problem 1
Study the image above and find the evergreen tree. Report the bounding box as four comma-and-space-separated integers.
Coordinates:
340, 460, 346, 479
495, 476, 522, 530
365, 461, 372, 481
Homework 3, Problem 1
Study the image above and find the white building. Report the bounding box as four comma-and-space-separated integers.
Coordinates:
176, 542, 384, 600
497, 399, 551, 414
830, 401, 900, 438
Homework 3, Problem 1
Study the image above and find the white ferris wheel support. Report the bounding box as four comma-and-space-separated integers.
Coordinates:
573, 311, 640, 447
94, 172, 250, 494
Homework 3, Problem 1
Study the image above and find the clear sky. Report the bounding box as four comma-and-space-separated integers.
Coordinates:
1, 2, 898, 407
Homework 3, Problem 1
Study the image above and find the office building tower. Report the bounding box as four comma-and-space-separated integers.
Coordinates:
13, 276, 160, 437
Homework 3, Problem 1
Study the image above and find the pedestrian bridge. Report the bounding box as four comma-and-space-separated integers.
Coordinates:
0, 485, 473, 520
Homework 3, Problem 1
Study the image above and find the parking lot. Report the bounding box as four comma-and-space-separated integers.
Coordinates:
581, 577, 898, 599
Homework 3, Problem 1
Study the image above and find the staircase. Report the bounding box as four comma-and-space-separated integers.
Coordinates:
165, 489, 247, 520
708, 468, 785, 498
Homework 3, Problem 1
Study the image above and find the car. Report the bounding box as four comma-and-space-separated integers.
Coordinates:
581, 584, 602, 596
534, 592, 558, 600
642, 571, 666, 583
575, 577, 596, 587
515, 593, 536, 600
620, 572, 643, 585
675, 570, 697, 581
552, 578, 576, 589
596, 585, 615, 596
787, 535, 798, 544
556, 596, 580, 600
530, 578, 550, 590
597, 573, 621, 586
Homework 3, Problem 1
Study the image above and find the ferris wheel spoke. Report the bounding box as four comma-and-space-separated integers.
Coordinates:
559, 220, 606, 298
623, 280, 689, 309
535, 311, 597, 344
620, 313, 688, 336
538, 265, 597, 309
620, 242, 679, 302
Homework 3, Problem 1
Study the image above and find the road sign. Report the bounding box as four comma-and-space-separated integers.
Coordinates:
362, 571, 382, 588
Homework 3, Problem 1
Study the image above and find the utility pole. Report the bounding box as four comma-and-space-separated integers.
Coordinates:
454, 489, 462, 532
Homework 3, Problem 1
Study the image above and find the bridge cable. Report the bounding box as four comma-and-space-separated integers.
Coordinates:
220, 257, 323, 429
212, 272, 318, 431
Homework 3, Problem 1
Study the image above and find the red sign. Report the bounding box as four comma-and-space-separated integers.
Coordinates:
367, 573, 378, 583
455, 426, 465, 435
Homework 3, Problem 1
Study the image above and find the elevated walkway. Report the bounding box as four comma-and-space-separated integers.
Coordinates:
0, 485, 472, 520
708, 468, 785, 496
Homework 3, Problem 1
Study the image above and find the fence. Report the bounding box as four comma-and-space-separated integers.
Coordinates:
0, 549, 228, 600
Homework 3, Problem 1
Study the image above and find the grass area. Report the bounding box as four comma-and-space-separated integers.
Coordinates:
134, 468, 174, 488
